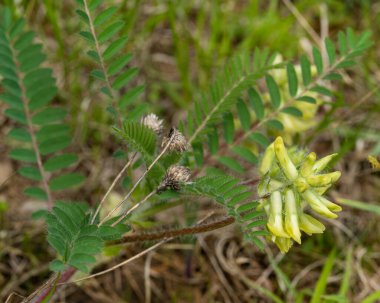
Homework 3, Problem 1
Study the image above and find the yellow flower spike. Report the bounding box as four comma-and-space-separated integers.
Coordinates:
301, 190, 338, 218
274, 137, 298, 181
257, 198, 268, 211
318, 196, 342, 212
294, 177, 309, 193
259, 143, 275, 175
299, 214, 325, 235
330, 171, 341, 183
274, 237, 293, 254
306, 171, 341, 187
268, 179, 285, 192
300, 152, 316, 177
284, 189, 301, 244
314, 186, 330, 195
267, 191, 289, 238
312, 153, 338, 173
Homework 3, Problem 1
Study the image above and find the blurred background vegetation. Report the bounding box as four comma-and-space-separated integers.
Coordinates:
1, 0, 380, 302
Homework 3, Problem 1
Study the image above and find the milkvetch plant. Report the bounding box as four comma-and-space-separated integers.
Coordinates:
0, 1, 374, 301
258, 137, 341, 253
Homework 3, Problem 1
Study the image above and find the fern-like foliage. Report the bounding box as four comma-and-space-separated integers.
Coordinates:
0, 9, 84, 201
184, 174, 268, 249
182, 50, 280, 146
115, 122, 181, 188
190, 29, 372, 174
114, 121, 157, 164
75, 0, 145, 122
46, 202, 130, 272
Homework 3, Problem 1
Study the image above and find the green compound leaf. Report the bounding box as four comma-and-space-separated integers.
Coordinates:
265, 74, 281, 109
247, 87, 265, 120
281, 106, 303, 117
44, 154, 78, 172
93, 7, 118, 27
98, 21, 124, 43
103, 36, 128, 61
24, 186, 47, 200
9, 148, 36, 163
286, 63, 298, 97
312, 46, 323, 75
18, 166, 42, 181
324, 37, 336, 65
218, 156, 244, 173
107, 53, 132, 76
45, 201, 128, 273
49, 173, 85, 191
236, 98, 251, 131
300, 55, 311, 86
115, 121, 156, 164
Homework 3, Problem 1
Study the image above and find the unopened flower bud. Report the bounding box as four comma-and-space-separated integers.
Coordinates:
274, 237, 293, 254
318, 196, 342, 212
274, 137, 298, 181
268, 179, 285, 192
312, 153, 338, 173
299, 213, 325, 235
159, 165, 191, 192
302, 190, 338, 218
141, 113, 164, 135
294, 177, 309, 193
162, 128, 189, 152
306, 171, 341, 187
267, 191, 289, 238
300, 152, 316, 177
259, 143, 275, 175
284, 189, 301, 244
314, 186, 330, 195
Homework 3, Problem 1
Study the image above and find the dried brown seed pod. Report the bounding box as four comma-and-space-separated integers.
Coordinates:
158, 165, 191, 192
161, 128, 189, 152
141, 113, 164, 135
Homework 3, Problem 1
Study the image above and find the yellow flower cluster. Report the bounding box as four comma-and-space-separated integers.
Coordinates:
258, 137, 342, 253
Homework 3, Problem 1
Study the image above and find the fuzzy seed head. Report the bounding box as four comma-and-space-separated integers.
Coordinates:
141, 113, 164, 135
161, 165, 191, 191
162, 128, 189, 152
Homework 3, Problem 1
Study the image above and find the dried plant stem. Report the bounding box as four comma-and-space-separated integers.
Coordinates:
111, 189, 157, 226
109, 215, 235, 244
100, 135, 174, 225
282, 0, 321, 47
91, 152, 137, 224
61, 212, 227, 285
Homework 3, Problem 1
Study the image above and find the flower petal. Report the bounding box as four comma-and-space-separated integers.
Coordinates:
300, 152, 316, 177
302, 190, 338, 218
274, 236, 293, 254
284, 189, 301, 244
274, 137, 298, 180
259, 143, 275, 176
299, 213, 325, 235
312, 153, 338, 173
267, 191, 289, 238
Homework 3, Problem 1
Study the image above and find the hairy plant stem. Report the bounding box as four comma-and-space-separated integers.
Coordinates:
6, 32, 54, 209
109, 215, 235, 244
100, 135, 174, 225
23, 268, 76, 303
82, 0, 122, 127
111, 189, 157, 226
91, 152, 137, 224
